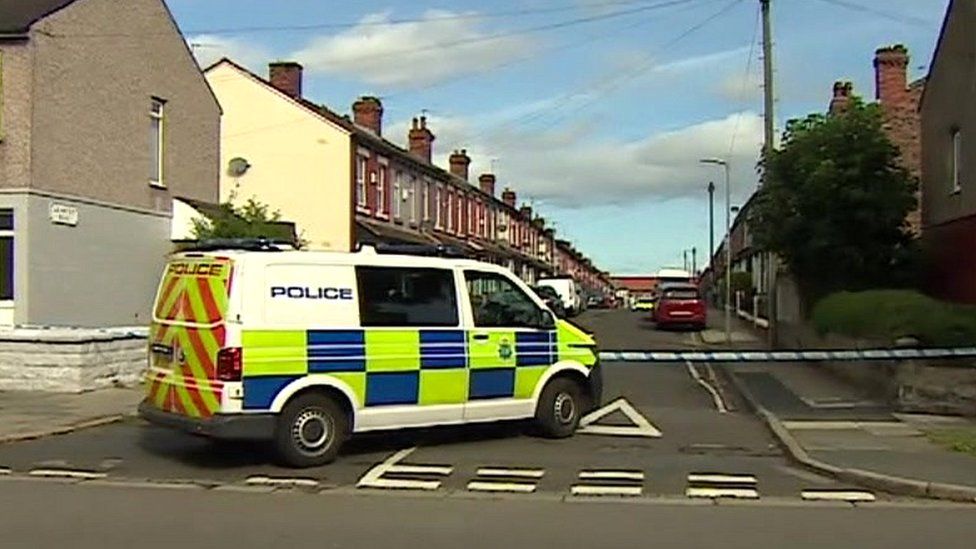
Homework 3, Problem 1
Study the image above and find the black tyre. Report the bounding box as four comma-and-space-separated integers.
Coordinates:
534, 377, 584, 438
274, 393, 348, 468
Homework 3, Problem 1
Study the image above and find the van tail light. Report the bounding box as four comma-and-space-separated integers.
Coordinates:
216, 347, 243, 382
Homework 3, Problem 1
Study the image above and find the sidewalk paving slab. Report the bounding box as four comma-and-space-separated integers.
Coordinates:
0, 387, 142, 444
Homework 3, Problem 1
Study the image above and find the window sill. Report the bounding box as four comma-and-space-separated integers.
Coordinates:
149, 181, 167, 190
376, 213, 390, 221
357, 205, 370, 214
951, 187, 962, 196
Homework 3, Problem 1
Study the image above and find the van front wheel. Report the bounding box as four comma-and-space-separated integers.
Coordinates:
534, 377, 583, 438
274, 393, 348, 468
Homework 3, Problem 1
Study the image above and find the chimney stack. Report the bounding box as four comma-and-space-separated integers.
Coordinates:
828, 81, 854, 116
478, 173, 496, 196
352, 96, 384, 135
449, 149, 471, 181
269, 61, 303, 100
501, 188, 516, 209
874, 45, 909, 107
408, 116, 435, 164
520, 205, 533, 220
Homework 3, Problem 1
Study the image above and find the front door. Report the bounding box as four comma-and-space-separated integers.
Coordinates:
463, 270, 554, 421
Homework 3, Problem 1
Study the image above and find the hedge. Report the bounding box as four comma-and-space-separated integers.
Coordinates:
812, 290, 976, 347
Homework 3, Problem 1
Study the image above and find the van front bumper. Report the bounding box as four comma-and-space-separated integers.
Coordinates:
138, 400, 276, 440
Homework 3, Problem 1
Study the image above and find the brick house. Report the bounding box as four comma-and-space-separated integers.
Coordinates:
920, 0, 976, 304
206, 59, 610, 290
828, 44, 924, 234
0, 0, 220, 327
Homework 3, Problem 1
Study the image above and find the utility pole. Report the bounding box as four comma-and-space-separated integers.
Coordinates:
683, 250, 689, 272
707, 181, 715, 261
761, 0, 778, 347
692, 247, 697, 276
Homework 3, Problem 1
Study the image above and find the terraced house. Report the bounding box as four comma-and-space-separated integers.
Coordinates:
205, 59, 611, 295
0, 0, 220, 327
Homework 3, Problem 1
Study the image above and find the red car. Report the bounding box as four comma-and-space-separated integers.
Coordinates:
653, 283, 706, 330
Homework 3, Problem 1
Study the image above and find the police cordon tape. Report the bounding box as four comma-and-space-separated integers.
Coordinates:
597, 347, 976, 363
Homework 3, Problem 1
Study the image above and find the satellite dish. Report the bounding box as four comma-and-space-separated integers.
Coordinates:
227, 157, 251, 178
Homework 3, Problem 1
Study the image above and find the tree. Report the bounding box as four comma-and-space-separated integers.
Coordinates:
750, 98, 918, 303
192, 194, 294, 243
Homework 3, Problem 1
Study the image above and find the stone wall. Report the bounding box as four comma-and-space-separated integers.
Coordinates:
0, 328, 147, 393
775, 321, 976, 416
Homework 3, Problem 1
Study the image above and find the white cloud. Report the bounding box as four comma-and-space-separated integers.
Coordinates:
186, 34, 271, 72
718, 70, 763, 103
291, 10, 532, 88
385, 110, 765, 209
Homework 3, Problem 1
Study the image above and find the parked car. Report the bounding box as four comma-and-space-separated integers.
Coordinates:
631, 296, 656, 312
533, 285, 567, 317
653, 283, 706, 330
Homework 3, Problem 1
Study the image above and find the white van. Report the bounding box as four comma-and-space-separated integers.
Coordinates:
139, 241, 602, 467
536, 276, 582, 316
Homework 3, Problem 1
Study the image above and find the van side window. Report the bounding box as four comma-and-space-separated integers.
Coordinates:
356, 267, 459, 327
465, 271, 544, 328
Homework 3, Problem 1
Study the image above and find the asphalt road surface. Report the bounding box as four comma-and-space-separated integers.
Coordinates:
1, 480, 974, 549
0, 310, 873, 503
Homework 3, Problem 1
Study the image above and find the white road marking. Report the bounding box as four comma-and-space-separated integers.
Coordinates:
801, 490, 876, 502
578, 398, 663, 438
578, 471, 645, 481
467, 481, 537, 493
475, 468, 545, 479
356, 447, 452, 491
28, 469, 107, 480
685, 360, 729, 414
687, 474, 757, 484
686, 487, 759, 499
571, 485, 642, 497
245, 476, 318, 488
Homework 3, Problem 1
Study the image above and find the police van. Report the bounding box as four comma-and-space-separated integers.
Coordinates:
138, 240, 601, 467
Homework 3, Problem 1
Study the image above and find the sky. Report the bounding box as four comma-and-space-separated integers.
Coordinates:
170, 0, 949, 275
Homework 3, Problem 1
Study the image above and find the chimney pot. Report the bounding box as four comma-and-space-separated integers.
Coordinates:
269, 61, 303, 100
449, 149, 472, 181
501, 188, 517, 209
352, 96, 384, 136
478, 173, 496, 196
408, 114, 435, 163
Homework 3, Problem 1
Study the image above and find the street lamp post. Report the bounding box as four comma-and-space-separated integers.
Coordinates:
701, 158, 732, 345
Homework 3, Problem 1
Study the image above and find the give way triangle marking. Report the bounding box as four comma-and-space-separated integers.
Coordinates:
577, 397, 663, 438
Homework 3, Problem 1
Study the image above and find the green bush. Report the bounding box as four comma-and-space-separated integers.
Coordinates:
812, 290, 976, 346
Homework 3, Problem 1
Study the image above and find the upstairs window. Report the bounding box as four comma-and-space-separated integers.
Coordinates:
0, 209, 13, 301
356, 155, 368, 208
392, 170, 403, 220
149, 99, 165, 187
377, 162, 388, 217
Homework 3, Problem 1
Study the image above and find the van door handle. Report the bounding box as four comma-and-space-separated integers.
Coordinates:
472, 333, 490, 341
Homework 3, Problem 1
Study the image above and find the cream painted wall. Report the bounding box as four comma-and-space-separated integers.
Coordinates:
205, 63, 353, 251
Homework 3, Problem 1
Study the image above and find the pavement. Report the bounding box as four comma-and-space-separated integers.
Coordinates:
0, 309, 974, 506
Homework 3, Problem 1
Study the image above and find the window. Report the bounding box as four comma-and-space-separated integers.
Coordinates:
465, 270, 547, 329
377, 163, 388, 216
446, 190, 454, 232
149, 99, 165, 187
952, 128, 963, 194
393, 170, 403, 220
435, 185, 444, 228
356, 155, 368, 208
356, 267, 458, 327
422, 180, 430, 221
0, 209, 13, 301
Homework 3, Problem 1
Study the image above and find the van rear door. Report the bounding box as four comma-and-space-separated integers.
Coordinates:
146, 256, 234, 418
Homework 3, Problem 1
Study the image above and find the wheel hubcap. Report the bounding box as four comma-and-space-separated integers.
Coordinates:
554, 392, 576, 425
293, 409, 331, 454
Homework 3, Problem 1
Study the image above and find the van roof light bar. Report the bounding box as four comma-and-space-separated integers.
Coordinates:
184, 237, 295, 252
369, 243, 469, 258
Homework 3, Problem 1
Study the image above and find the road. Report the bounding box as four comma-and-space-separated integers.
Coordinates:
1, 480, 974, 549
1, 309, 973, 548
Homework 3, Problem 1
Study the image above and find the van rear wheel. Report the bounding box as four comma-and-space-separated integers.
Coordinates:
534, 377, 583, 439
274, 393, 348, 468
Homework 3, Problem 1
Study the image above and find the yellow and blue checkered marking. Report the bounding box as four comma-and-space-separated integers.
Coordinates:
241, 326, 594, 410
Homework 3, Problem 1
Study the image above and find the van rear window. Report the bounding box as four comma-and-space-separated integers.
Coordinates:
664, 289, 699, 300
154, 259, 232, 323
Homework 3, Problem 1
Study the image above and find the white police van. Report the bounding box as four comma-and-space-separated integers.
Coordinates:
139, 240, 602, 467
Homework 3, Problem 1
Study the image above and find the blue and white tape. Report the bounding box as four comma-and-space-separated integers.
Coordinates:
598, 347, 976, 363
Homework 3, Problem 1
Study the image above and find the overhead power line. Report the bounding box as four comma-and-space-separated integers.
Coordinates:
48, 0, 698, 38
813, 0, 935, 28
728, 2, 762, 158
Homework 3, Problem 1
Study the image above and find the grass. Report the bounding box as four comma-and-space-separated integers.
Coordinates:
811, 290, 976, 346
925, 429, 976, 457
